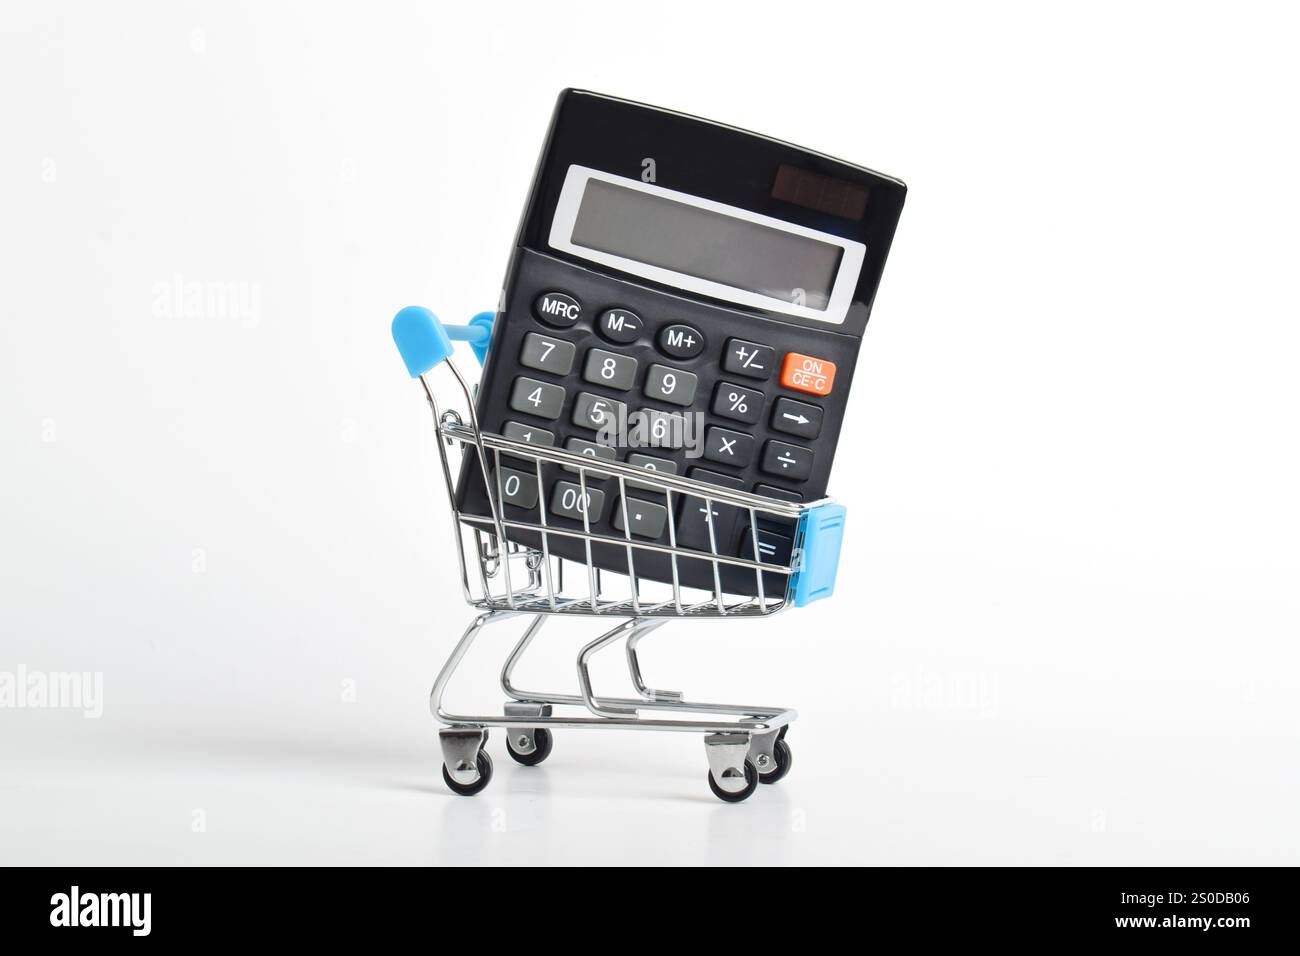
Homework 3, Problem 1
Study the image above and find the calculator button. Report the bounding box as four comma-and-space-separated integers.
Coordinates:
571, 391, 627, 432
501, 420, 555, 467
658, 323, 705, 359
612, 497, 669, 539
761, 440, 814, 481
675, 468, 744, 551
597, 308, 643, 344
739, 526, 795, 566
703, 426, 755, 468
688, 467, 745, 488
496, 467, 540, 509
502, 420, 556, 447
533, 291, 582, 328
752, 484, 801, 532
583, 348, 638, 390
562, 437, 617, 475
636, 408, 687, 449
519, 332, 575, 376
509, 376, 566, 420
643, 364, 698, 406
779, 352, 837, 396
711, 382, 763, 424
550, 481, 606, 523
625, 453, 678, 490
754, 483, 802, 502
770, 397, 824, 439
722, 338, 775, 380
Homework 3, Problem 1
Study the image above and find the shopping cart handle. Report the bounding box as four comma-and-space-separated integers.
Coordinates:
451, 311, 495, 367
791, 502, 848, 607
392, 307, 496, 377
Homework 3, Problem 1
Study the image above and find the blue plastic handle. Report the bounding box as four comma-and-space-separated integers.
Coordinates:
392, 307, 496, 376
791, 503, 847, 607
447, 311, 495, 367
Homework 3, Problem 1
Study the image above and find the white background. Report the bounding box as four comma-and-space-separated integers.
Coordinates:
2, 0, 1297, 865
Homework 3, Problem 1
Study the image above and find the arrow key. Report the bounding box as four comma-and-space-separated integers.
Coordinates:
770, 397, 824, 439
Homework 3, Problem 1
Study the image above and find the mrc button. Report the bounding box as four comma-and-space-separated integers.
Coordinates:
533, 291, 582, 328
779, 352, 837, 396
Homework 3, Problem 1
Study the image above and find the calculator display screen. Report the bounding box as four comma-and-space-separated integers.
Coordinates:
549, 166, 866, 324
571, 178, 842, 309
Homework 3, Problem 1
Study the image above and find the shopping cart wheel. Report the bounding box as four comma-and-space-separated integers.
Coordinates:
757, 738, 793, 785
442, 750, 493, 797
505, 728, 553, 766
708, 758, 759, 803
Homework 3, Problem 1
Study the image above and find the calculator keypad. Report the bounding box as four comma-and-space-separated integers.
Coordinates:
625, 453, 678, 490
643, 364, 697, 406
638, 409, 687, 449
509, 376, 566, 420
702, 426, 755, 468
675, 468, 744, 551
722, 338, 775, 380
779, 351, 837, 396
739, 525, 795, 565
497, 467, 541, 509
550, 481, 605, 522
770, 397, 823, 439
502, 420, 556, 448
501, 420, 555, 466
520, 332, 575, 376
597, 308, 644, 344
711, 381, 764, 424
658, 323, 706, 359
563, 437, 617, 475
761, 440, 814, 481
612, 497, 670, 538
583, 348, 638, 390
458, 248, 863, 594
533, 291, 582, 328
571, 391, 626, 431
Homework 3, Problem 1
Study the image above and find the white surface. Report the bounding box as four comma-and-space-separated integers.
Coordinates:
1, 0, 1298, 866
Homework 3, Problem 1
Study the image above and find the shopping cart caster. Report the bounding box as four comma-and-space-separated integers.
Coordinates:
756, 739, 793, 785
708, 759, 759, 803
502, 702, 553, 766
705, 733, 759, 803
748, 728, 793, 784
439, 728, 492, 796
505, 728, 553, 766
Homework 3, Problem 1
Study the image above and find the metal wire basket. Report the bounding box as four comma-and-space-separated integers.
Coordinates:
393, 306, 848, 801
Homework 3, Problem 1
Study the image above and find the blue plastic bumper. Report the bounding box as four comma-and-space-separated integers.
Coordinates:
791, 503, 847, 607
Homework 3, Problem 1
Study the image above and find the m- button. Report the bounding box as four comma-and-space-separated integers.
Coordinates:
779, 352, 837, 396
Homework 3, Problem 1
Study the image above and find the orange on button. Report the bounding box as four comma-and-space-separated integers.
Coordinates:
780, 352, 836, 396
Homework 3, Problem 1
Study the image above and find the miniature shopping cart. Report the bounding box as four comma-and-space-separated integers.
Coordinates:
392, 306, 847, 802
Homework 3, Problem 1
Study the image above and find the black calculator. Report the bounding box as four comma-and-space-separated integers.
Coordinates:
456, 90, 905, 594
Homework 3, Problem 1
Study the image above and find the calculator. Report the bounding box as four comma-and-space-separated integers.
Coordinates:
456, 90, 905, 594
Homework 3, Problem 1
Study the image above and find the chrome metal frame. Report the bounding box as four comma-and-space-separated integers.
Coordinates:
414, 353, 818, 797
